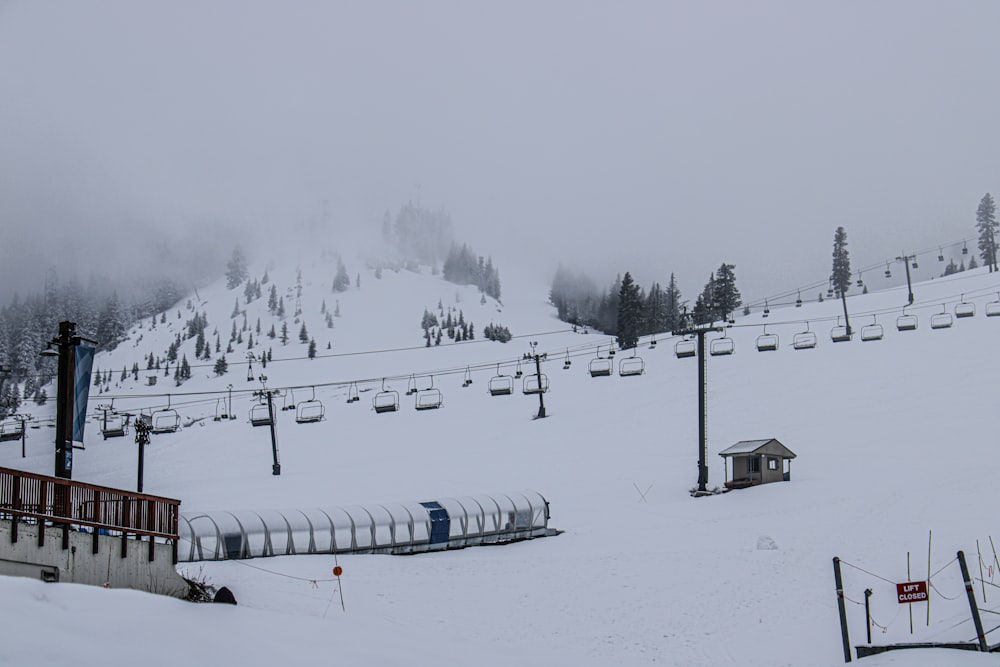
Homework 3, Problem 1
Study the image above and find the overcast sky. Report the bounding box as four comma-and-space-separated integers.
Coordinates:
2, 1, 999, 305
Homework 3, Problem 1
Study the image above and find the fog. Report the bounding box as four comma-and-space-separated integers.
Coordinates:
2, 1, 999, 306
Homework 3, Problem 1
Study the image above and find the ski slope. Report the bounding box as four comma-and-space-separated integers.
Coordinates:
3, 258, 1000, 667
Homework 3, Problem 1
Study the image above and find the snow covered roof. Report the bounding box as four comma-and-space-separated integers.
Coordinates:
718, 438, 796, 459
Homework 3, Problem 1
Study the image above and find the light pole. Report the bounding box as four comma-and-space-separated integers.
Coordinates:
39, 321, 98, 479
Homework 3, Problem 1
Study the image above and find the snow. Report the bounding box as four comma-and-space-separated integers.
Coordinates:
3, 258, 1000, 666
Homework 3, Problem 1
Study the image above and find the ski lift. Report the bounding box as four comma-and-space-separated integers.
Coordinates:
827, 281, 835, 298
896, 308, 918, 332
674, 338, 696, 359
101, 412, 128, 439
618, 348, 645, 377
830, 317, 851, 343
860, 316, 884, 342
856, 271, 864, 289
589, 347, 613, 377
986, 293, 1000, 317
795, 291, 802, 308
281, 389, 296, 412
0, 419, 24, 442
938, 247, 944, 262
523, 372, 549, 395
962, 241, 969, 255
911, 258, 919, 269
346, 382, 360, 404
954, 295, 975, 318
373, 379, 399, 414
930, 305, 953, 330
649, 334, 657, 349
213, 399, 225, 422
151, 397, 180, 434
709, 334, 735, 356
884, 262, 892, 279
514, 360, 523, 379
488, 365, 514, 396
563, 349, 572, 370
406, 375, 417, 396
762, 300, 770, 318
295, 387, 325, 424
249, 398, 273, 427
756, 326, 778, 352
792, 322, 817, 350
462, 367, 473, 387
414, 376, 443, 411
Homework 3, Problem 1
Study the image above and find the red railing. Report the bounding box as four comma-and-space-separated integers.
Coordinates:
0, 466, 180, 560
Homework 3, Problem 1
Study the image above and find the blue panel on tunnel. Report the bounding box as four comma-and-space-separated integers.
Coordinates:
420, 502, 450, 545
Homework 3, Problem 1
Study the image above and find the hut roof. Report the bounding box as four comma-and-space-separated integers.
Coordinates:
719, 438, 796, 459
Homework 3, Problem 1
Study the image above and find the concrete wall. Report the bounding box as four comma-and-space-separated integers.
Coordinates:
0, 521, 188, 598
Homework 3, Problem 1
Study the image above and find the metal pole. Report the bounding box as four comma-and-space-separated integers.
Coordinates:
20, 415, 26, 458
904, 258, 914, 305
54, 321, 74, 479
534, 354, 546, 419
135, 420, 149, 493
958, 550, 988, 651
864, 589, 873, 644
697, 330, 707, 492
267, 391, 281, 475
833, 557, 853, 662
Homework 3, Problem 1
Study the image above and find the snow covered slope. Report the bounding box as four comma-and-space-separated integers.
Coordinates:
4, 259, 1000, 667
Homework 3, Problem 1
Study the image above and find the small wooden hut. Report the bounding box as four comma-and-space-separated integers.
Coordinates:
719, 438, 796, 490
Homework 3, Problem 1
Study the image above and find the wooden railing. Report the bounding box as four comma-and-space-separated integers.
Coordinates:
0, 466, 180, 562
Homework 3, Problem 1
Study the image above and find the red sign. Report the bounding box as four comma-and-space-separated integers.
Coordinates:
896, 581, 928, 604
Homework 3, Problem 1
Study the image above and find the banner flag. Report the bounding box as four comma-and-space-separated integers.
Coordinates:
72, 345, 95, 445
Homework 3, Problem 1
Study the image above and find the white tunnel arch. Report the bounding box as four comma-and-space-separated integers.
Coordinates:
177, 490, 555, 562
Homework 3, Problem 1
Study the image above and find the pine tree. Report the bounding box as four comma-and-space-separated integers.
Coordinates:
615, 272, 643, 349
214, 356, 228, 376
831, 226, 853, 336
712, 263, 741, 321
277, 297, 285, 318
268, 285, 278, 313
976, 193, 998, 272
280, 322, 289, 345
226, 246, 248, 289
308, 338, 317, 359
268, 324, 276, 339
299, 322, 309, 343
333, 258, 351, 292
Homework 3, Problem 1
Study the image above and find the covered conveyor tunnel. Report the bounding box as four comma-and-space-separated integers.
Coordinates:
177, 490, 557, 562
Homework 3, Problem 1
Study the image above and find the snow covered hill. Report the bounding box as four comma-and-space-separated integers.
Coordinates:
4, 257, 1000, 667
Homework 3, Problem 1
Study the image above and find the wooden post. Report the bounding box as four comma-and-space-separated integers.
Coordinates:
833, 557, 852, 662
10, 474, 19, 544
958, 550, 988, 652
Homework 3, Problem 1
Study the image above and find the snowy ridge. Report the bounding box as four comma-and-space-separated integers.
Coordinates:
4, 260, 1000, 666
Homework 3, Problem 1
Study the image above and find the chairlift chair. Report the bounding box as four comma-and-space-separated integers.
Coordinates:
151, 398, 181, 434
884, 262, 892, 279
523, 373, 549, 395
938, 247, 944, 262
792, 323, 818, 350
709, 335, 735, 356
649, 335, 657, 349
563, 349, 571, 370
795, 291, 802, 308
295, 387, 325, 424
589, 347, 612, 377
618, 350, 645, 377
962, 241, 969, 255
249, 400, 273, 427
674, 338, 696, 359
930, 306, 953, 330
101, 413, 128, 439
896, 310, 918, 331
414, 377, 443, 411
0, 420, 24, 442
213, 398, 225, 422
488, 365, 514, 396
954, 296, 975, 319
830, 317, 851, 343
756, 328, 779, 352
346, 382, 360, 403
281, 389, 295, 412
986, 294, 1000, 317
514, 360, 523, 379
373, 379, 400, 414
462, 367, 473, 388
860, 317, 884, 342
406, 375, 417, 396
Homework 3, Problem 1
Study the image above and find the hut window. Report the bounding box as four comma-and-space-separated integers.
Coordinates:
767, 457, 778, 471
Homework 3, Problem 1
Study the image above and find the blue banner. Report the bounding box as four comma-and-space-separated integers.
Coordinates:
72, 345, 95, 445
